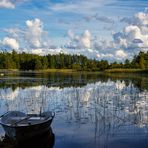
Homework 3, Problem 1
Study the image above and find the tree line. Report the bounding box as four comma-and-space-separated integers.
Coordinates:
0, 50, 148, 71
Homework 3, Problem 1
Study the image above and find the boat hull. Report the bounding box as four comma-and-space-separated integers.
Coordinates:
0, 127, 55, 148
2, 119, 52, 142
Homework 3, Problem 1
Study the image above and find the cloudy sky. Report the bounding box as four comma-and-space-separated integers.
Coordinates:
0, 0, 148, 61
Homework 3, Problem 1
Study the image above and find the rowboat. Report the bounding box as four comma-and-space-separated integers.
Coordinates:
0, 111, 55, 142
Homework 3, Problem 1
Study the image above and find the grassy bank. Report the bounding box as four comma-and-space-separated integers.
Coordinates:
0, 68, 148, 74
0, 69, 75, 73
0, 69, 19, 72
0, 68, 104, 73
104, 69, 148, 73
38, 69, 103, 74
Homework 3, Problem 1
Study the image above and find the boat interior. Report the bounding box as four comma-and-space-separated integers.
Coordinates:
0, 111, 53, 126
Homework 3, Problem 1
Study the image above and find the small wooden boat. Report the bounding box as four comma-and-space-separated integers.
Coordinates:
0, 111, 55, 142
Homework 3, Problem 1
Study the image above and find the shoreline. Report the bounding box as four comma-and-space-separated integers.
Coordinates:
0, 68, 148, 74
104, 68, 148, 73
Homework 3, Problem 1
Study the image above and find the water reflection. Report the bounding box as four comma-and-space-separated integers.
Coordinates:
0, 73, 148, 148
0, 128, 55, 148
0, 72, 148, 90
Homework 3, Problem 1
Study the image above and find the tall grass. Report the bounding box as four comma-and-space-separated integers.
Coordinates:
104, 69, 148, 73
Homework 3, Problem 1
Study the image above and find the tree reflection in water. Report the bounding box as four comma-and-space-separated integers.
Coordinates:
0, 128, 55, 148
0, 73, 148, 148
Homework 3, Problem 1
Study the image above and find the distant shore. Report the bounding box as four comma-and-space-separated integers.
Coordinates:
0, 69, 77, 73
0, 68, 148, 74
104, 68, 148, 73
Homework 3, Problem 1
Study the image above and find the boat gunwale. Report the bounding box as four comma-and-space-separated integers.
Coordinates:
0, 112, 55, 128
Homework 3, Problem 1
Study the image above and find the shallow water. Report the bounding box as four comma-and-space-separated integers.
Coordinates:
0, 73, 148, 148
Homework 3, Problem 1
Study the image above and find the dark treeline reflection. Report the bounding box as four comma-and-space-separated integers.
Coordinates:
0, 72, 148, 91
0, 128, 55, 148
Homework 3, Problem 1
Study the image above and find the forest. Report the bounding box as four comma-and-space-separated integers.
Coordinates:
0, 50, 148, 71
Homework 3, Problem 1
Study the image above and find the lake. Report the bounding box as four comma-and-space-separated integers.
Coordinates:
0, 72, 148, 148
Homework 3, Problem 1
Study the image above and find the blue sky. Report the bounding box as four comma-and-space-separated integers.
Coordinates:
0, 0, 148, 61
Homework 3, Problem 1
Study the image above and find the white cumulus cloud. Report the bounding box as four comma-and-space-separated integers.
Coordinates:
80, 30, 92, 48
67, 11, 148, 61
115, 50, 127, 59
25, 18, 49, 48
1, 37, 19, 50
0, 11, 147, 61
113, 11, 148, 58
0, 0, 15, 9
67, 29, 92, 49
0, 18, 53, 54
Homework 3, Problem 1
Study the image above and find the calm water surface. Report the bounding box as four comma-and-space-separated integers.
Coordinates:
0, 72, 148, 148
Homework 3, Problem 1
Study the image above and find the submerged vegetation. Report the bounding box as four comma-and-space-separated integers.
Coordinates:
0, 50, 148, 71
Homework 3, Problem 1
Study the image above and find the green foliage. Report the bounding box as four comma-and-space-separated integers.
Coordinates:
72, 63, 82, 71
0, 50, 148, 71
97, 60, 109, 70
124, 59, 131, 68
110, 62, 122, 69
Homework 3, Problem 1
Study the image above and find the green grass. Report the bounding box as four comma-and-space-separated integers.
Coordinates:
37, 69, 76, 73
0, 68, 103, 74
0, 69, 19, 72
0, 68, 148, 74
0, 69, 76, 74
104, 68, 148, 73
